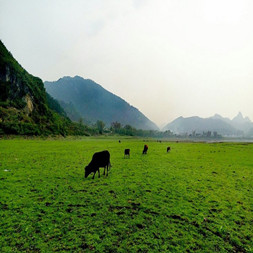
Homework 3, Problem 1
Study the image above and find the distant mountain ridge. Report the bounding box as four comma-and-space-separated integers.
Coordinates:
163, 113, 253, 137
45, 76, 159, 130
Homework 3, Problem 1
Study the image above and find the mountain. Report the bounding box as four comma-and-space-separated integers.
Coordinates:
164, 113, 253, 137
45, 76, 159, 130
163, 116, 240, 136
211, 112, 253, 136
0, 40, 87, 136
231, 112, 253, 133
210, 113, 231, 124
58, 100, 83, 122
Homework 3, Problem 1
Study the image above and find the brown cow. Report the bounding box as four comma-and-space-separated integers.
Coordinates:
142, 144, 148, 154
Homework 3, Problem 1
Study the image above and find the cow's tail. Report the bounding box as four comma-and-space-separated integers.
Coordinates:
108, 162, 112, 170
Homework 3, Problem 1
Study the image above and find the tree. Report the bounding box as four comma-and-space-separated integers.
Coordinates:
124, 124, 134, 135
111, 121, 121, 129
96, 120, 105, 134
78, 118, 83, 126
111, 121, 121, 133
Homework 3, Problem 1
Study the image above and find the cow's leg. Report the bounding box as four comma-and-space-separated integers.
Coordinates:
106, 165, 108, 176
98, 168, 100, 178
103, 167, 105, 175
92, 171, 96, 179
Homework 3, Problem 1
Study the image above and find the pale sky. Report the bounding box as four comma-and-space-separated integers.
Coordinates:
1, 0, 253, 127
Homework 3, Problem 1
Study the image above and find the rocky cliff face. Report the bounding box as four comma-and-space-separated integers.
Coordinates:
0, 40, 48, 116
0, 40, 71, 135
1, 65, 29, 99
1, 67, 34, 116
24, 94, 34, 115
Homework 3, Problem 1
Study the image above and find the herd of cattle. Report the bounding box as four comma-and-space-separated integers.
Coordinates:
84, 144, 171, 179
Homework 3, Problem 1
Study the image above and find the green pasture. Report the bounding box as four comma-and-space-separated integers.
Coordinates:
0, 138, 252, 252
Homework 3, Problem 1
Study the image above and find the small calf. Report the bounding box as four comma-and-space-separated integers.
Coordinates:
167, 147, 171, 152
124, 149, 130, 158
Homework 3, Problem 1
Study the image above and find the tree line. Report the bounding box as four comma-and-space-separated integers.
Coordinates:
97, 120, 174, 138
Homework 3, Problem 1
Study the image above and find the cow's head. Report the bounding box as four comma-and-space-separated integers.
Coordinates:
84, 165, 91, 178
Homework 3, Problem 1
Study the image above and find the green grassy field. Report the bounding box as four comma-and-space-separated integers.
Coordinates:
0, 137, 252, 252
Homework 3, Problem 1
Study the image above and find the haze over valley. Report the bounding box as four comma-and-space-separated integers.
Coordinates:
1, 36, 252, 138
45, 74, 253, 137
164, 112, 253, 137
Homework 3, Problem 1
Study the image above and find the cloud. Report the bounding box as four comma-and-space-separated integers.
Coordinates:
132, 0, 148, 9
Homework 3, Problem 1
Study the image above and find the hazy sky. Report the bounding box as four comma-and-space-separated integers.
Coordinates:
1, 0, 253, 126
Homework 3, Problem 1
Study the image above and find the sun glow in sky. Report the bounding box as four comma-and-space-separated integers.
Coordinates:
1, 0, 253, 126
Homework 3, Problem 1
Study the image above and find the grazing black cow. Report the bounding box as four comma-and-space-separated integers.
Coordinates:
124, 149, 130, 158
85, 150, 111, 179
142, 144, 148, 154
167, 147, 171, 152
